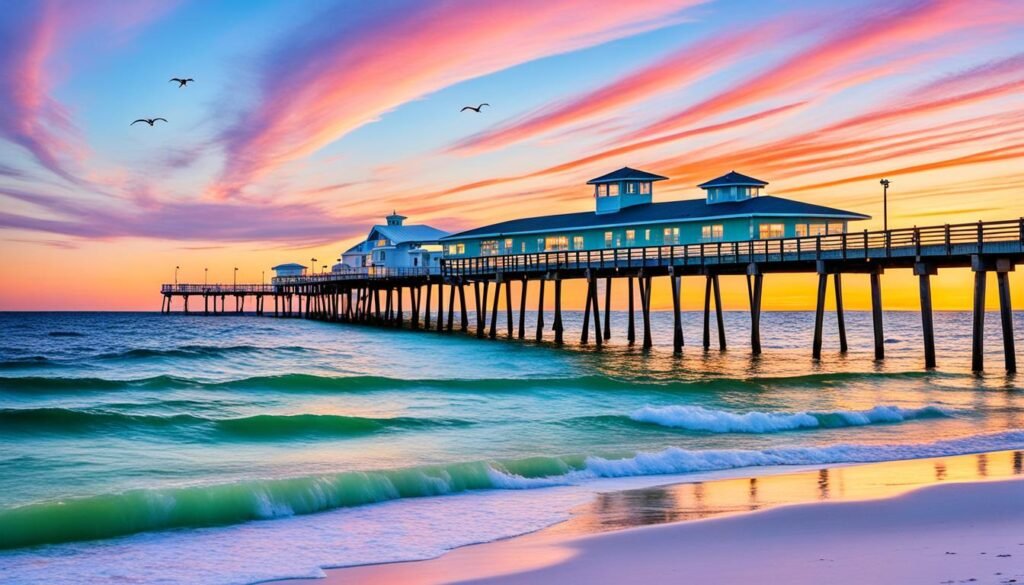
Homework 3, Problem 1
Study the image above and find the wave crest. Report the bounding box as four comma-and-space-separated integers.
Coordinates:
629, 404, 951, 433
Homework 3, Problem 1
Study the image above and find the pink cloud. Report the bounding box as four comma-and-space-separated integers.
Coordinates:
209, 0, 705, 199
446, 19, 784, 155
620, 0, 1016, 142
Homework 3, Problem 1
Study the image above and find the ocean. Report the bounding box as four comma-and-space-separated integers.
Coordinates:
0, 309, 1022, 584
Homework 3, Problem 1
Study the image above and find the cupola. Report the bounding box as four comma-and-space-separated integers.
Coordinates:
698, 171, 767, 204
385, 211, 407, 226
587, 167, 668, 214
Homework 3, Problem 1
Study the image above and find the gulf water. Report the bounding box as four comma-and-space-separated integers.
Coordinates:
0, 309, 1022, 584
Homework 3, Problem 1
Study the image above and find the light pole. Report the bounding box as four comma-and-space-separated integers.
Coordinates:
311, 258, 317, 275
233, 267, 238, 287
322, 264, 327, 274
880, 179, 890, 233
175, 265, 179, 285
204, 267, 208, 286
262, 270, 265, 285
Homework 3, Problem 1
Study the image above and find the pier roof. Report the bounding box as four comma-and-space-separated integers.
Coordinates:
368, 224, 449, 244
442, 196, 869, 240
587, 167, 668, 185
271, 263, 307, 269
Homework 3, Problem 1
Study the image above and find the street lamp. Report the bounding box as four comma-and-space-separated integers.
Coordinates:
204, 267, 208, 286
311, 258, 317, 275
322, 264, 327, 274
175, 265, 179, 285
880, 179, 891, 233
233, 267, 238, 287
262, 270, 265, 285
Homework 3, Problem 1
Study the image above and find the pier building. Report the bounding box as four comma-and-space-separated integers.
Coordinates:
440, 169, 869, 257
336, 212, 448, 273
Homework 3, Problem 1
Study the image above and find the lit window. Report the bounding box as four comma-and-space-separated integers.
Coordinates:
702, 224, 723, 241
759, 223, 785, 239
545, 235, 568, 251
376, 239, 388, 247
625, 182, 637, 194
573, 235, 585, 250
537, 238, 545, 252
827, 222, 845, 234
480, 240, 499, 255
521, 242, 526, 253
447, 244, 458, 255
504, 238, 514, 251
795, 224, 808, 237
457, 243, 465, 254
808, 223, 827, 236
640, 182, 651, 195
608, 183, 619, 196
626, 229, 636, 246
604, 231, 613, 248
644, 229, 651, 241
663, 227, 680, 245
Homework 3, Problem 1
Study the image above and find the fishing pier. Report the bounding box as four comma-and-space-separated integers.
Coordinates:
161, 218, 1023, 373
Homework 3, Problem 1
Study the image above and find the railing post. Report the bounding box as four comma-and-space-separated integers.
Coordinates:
945, 224, 951, 255
978, 220, 984, 254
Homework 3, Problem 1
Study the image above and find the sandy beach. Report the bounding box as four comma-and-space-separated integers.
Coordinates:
284, 453, 1024, 585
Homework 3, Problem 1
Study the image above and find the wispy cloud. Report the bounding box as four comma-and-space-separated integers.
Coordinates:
208, 0, 705, 199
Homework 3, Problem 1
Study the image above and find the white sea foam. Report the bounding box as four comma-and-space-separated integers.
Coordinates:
630, 404, 951, 433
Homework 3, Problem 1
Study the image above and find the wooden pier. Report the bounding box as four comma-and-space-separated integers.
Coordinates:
161, 218, 1023, 372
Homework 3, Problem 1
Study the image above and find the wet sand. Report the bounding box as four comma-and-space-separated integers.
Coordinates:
276, 450, 1024, 584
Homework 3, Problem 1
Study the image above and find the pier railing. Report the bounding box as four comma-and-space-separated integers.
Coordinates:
441, 218, 1024, 277
271, 267, 436, 286
160, 284, 276, 294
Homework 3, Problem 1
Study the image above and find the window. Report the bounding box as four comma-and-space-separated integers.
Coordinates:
759, 223, 784, 239
795, 224, 808, 237
663, 227, 680, 245
702, 224, 724, 241
457, 243, 465, 254
608, 183, 620, 196
604, 231, 614, 248
537, 238, 545, 252
625, 182, 637, 194
644, 229, 651, 241
521, 241, 526, 253
827, 222, 845, 234
480, 240, 499, 255
448, 244, 459, 255
640, 182, 651, 195
596, 184, 609, 197
504, 238, 514, 251
376, 239, 388, 247
573, 235, 585, 250
626, 229, 636, 246
545, 235, 568, 251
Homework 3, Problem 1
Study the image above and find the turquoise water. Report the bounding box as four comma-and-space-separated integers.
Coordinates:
0, 310, 1022, 584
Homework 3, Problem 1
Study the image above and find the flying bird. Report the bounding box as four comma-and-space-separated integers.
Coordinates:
170, 78, 194, 88
131, 118, 168, 126
460, 103, 489, 113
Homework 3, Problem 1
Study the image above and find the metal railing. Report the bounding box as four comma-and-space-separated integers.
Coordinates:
441, 218, 1024, 277
271, 266, 437, 286
160, 284, 276, 294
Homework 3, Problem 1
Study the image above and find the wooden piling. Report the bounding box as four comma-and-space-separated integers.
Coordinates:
812, 273, 827, 360
915, 263, 936, 368
489, 280, 500, 340
581, 277, 593, 345
603, 277, 612, 341
671, 273, 682, 354
424, 282, 432, 328
627, 276, 636, 345
641, 275, 653, 349
505, 280, 513, 337
702, 276, 712, 350
518, 278, 527, 340
870, 271, 885, 360
833, 273, 847, 353
591, 275, 602, 348
536, 278, 546, 342
447, 283, 456, 332
712, 275, 725, 350
458, 282, 468, 331
553, 279, 564, 345
436, 282, 444, 333
997, 269, 1016, 373
972, 270, 986, 372
750, 272, 764, 355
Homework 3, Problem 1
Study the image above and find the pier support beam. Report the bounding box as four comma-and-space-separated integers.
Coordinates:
670, 272, 683, 354
505, 280, 513, 337
518, 278, 527, 340
641, 275, 653, 350
553, 279, 564, 345
972, 261, 987, 372
915, 263, 937, 369
870, 270, 885, 361
436, 282, 445, 333
489, 280, 501, 340
447, 283, 456, 332
603, 277, 612, 341
703, 275, 725, 351
581, 276, 593, 345
424, 282, 433, 329
535, 278, 546, 342
834, 273, 848, 353
997, 261, 1017, 373
812, 273, 828, 360
627, 276, 636, 345
590, 274, 602, 348
459, 282, 468, 331
747, 267, 764, 356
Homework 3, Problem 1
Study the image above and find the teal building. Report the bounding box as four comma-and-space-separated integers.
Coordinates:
440, 168, 869, 257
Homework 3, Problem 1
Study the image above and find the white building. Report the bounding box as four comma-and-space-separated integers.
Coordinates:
271, 263, 307, 278
334, 212, 448, 274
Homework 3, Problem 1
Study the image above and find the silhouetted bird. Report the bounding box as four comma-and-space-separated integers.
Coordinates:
460, 103, 489, 113
170, 78, 194, 88
131, 118, 168, 126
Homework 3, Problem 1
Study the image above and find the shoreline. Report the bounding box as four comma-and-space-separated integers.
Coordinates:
274, 449, 1024, 585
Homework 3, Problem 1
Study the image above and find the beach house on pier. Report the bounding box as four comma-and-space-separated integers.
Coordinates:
440, 168, 869, 256
334, 212, 449, 273
271, 263, 307, 278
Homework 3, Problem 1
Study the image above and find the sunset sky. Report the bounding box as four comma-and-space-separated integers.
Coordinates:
0, 0, 1022, 311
